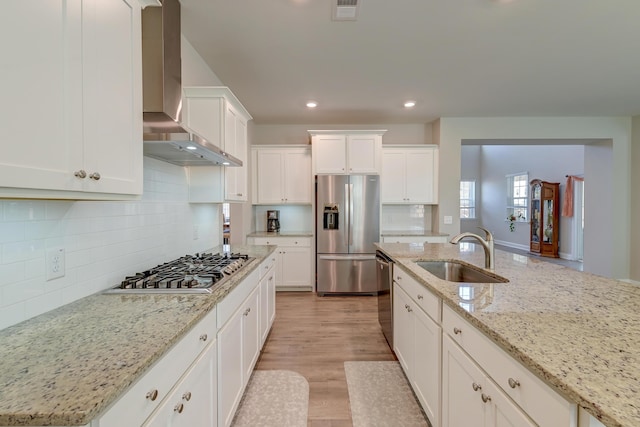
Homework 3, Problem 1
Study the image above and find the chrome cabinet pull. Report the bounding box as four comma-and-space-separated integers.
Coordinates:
472, 382, 481, 391
508, 378, 520, 389
244, 308, 251, 316
74, 170, 87, 179
174, 403, 184, 413
481, 393, 492, 403
417, 294, 424, 300
89, 172, 101, 180
182, 391, 192, 401
146, 389, 158, 401
453, 327, 462, 335
199, 334, 208, 342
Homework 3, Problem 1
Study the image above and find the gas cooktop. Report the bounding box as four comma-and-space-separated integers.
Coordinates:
105, 252, 253, 294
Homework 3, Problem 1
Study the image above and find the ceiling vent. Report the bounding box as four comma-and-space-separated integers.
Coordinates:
332, 0, 359, 21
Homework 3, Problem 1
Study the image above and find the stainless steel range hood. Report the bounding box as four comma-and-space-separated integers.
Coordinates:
142, 0, 241, 167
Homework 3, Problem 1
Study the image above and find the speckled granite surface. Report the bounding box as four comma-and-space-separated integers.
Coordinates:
246, 231, 313, 238
0, 244, 275, 427
376, 242, 640, 427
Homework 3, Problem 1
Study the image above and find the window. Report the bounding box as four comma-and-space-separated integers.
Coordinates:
506, 173, 528, 221
460, 180, 476, 219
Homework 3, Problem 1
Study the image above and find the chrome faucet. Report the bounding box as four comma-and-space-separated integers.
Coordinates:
450, 227, 495, 270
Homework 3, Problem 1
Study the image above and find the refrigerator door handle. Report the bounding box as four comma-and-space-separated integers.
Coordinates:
345, 183, 350, 247
348, 183, 354, 246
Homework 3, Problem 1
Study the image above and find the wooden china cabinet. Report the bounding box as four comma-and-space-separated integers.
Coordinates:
529, 179, 560, 258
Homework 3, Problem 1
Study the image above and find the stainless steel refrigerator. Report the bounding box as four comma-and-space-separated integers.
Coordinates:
316, 175, 380, 295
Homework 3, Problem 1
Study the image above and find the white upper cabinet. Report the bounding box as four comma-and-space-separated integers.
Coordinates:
252, 146, 312, 204
183, 87, 252, 202
382, 145, 438, 204
310, 130, 385, 175
0, 0, 144, 199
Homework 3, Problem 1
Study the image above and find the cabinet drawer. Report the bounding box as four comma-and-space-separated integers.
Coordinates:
99, 307, 217, 427
394, 266, 440, 322
251, 236, 310, 247
442, 305, 576, 427
258, 252, 277, 279
217, 267, 260, 330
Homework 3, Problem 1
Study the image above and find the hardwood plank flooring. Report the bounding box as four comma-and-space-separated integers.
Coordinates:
255, 292, 397, 426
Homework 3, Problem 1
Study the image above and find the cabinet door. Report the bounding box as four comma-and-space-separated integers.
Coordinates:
144, 342, 217, 427
392, 284, 413, 375
259, 264, 276, 346
283, 150, 312, 203
442, 335, 487, 427
314, 135, 347, 174
488, 379, 536, 427
347, 134, 379, 174
256, 151, 284, 203
381, 151, 407, 202
405, 148, 436, 203
242, 287, 260, 384
82, 0, 142, 195
279, 246, 311, 288
0, 0, 83, 193
413, 306, 441, 426
225, 113, 247, 201
218, 310, 244, 427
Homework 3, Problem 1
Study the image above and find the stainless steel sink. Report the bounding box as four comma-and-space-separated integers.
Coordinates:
416, 260, 508, 283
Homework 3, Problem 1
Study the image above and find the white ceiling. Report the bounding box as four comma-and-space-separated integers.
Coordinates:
180, 0, 640, 125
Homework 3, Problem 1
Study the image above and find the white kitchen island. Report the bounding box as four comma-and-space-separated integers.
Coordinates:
377, 242, 638, 427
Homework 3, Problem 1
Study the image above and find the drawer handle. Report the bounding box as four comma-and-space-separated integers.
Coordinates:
396, 276, 402, 281
481, 393, 492, 403
453, 327, 462, 335
89, 172, 101, 181
417, 294, 424, 300
508, 378, 521, 389
182, 391, 192, 401
199, 334, 208, 342
146, 389, 159, 401
74, 170, 87, 179
174, 403, 184, 413
472, 382, 482, 391
244, 307, 251, 316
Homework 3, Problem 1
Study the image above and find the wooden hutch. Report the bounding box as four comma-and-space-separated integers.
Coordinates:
529, 179, 560, 258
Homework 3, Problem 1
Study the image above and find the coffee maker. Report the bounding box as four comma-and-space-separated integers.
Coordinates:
267, 210, 280, 232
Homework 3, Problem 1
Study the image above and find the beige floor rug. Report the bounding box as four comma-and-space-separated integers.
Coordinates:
345, 361, 429, 427
231, 370, 309, 427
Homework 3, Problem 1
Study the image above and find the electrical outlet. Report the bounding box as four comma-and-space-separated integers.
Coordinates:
443, 215, 453, 225
193, 225, 199, 240
46, 247, 65, 281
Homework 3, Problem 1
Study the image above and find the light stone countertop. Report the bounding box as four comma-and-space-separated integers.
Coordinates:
380, 230, 449, 237
246, 231, 313, 238
376, 242, 640, 427
0, 244, 276, 427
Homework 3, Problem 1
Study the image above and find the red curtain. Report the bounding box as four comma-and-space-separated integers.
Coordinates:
561, 175, 584, 217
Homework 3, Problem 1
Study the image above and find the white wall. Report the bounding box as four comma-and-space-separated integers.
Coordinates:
632, 116, 640, 282
462, 145, 584, 258
460, 145, 482, 232
437, 117, 632, 280
0, 158, 221, 330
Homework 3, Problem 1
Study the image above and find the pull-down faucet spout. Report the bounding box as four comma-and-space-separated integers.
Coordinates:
450, 227, 495, 270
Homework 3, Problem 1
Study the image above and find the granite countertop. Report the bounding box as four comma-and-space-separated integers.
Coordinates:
0, 244, 276, 427
247, 231, 313, 238
380, 230, 449, 237
376, 242, 640, 427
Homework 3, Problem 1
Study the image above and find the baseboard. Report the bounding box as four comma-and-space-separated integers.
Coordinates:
494, 240, 529, 252
276, 286, 313, 292
620, 279, 640, 287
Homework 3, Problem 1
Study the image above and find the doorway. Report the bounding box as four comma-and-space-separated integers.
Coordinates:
573, 179, 585, 261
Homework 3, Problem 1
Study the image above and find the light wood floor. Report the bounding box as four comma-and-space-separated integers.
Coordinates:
255, 291, 397, 427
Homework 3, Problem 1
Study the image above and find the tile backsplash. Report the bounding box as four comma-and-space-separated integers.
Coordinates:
0, 157, 221, 330
381, 204, 433, 232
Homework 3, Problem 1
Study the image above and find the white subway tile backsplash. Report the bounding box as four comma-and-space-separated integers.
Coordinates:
0, 157, 222, 329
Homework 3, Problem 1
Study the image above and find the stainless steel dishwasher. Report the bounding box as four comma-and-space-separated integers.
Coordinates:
376, 250, 394, 348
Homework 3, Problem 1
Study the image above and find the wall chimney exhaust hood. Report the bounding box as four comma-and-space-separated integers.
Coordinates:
142, 0, 241, 167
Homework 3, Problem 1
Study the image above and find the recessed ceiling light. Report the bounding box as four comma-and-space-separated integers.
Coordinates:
404, 101, 416, 108
186, 145, 197, 150
306, 101, 318, 108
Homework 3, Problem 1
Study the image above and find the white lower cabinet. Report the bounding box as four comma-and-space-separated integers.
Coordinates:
217, 269, 264, 427
442, 304, 576, 427
259, 257, 277, 346
247, 237, 312, 290
143, 341, 217, 427
442, 334, 535, 427
393, 280, 441, 427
